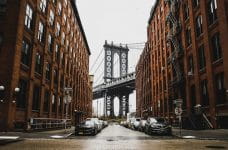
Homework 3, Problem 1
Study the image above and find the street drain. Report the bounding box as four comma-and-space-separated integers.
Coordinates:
205, 146, 226, 149
106, 139, 115, 142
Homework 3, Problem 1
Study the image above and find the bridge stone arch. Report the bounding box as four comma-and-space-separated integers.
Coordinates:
104, 41, 129, 83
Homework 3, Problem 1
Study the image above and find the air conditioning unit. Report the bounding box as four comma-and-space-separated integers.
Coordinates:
187, 71, 193, 76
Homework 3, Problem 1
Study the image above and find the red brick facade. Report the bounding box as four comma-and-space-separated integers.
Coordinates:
0, 0, 92, 131
136, 0, 228, 129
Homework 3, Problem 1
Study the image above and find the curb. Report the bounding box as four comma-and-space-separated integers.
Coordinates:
172, 134, 228, 140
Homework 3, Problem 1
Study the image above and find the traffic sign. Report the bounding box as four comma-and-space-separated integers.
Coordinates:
175, 107, 182, 115
173, 99, 183, 105
64, 87, 73, 91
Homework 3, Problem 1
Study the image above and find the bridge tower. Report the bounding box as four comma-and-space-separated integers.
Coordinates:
103, 41, 130, 117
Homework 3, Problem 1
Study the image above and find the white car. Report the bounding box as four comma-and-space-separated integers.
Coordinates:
87, 118, 103, 131
133, 118, 141, 130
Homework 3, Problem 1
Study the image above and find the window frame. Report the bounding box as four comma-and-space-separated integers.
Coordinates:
21, 40, 31, 66
25, 4, 33, 30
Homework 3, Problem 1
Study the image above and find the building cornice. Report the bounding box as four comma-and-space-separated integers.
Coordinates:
71, 0, 91, 55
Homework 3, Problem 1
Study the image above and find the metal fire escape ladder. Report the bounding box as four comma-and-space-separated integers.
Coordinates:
166, 0, 183, 86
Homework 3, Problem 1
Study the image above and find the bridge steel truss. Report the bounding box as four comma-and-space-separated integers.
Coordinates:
93, 71, 135, 117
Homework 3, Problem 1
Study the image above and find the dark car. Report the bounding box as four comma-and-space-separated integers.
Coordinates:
145, 117, 172, 135
75, 120, 98, 136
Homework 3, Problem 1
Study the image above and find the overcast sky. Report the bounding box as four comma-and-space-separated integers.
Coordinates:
77, 0, 156, 116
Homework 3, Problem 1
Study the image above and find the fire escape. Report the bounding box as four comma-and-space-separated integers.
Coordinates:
165, 0, 213, 129
165, 0, 184, 89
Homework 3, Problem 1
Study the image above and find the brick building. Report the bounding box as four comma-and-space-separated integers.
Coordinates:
136, 0, 228, 129
0, 0, 92, 131
135, 44, 152, 118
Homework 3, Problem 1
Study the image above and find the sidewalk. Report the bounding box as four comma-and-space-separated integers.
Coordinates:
0, 127, 75, 140
172, 127, 228, 140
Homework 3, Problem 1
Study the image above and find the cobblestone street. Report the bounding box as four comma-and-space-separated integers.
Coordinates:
0, 124, 228, 150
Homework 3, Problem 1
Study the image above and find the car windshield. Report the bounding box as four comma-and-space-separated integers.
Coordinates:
149, 118, 157, 123
84, 121, 94, 126
156, 118, 165, 123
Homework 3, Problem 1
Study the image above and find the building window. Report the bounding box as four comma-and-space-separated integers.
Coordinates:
52, 94, 56, 113
61, 32, 65, 45
196, 15, 203, 37
188, 55, 194, 74
55, 45, 59, 61
201, 80, 209, 106
35, 52, 42, 74
45, 63, 51, 80
37, 22, 44, 42
59, 97, 63, 113
32, 86, 40, 111
184, 3, 189, 20
60, 75, 64, 88
211, 33, 222, 61
215, 73, 226, 104
57, 2, 62, 15
198, 45, 206, 70
193, 0, 199, 8
44, 90, 50, 112
64, 0, 68, 6
21, 40, 30, 66
52, 0, 56, 4
48, 34, 53, 53
17, 79, 28, 109
63, 14, 67, 25
54, 69, 58, 85
56, 22, 60, 36
49, 9, 55, 26
39, 0, 47, 13
208, 0, 217, 25
186, 27, 191, 46
25, 4, 33, 30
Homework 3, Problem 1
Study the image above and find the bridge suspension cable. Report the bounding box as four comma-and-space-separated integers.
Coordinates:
90, 48, 104, 72
92, 57, 104, 75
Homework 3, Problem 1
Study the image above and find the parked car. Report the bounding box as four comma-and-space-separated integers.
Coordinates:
133, 118, 141, 130
145, 117, 172, 135
128, 118, 136, 129
103, 121, 108, 128
87, 118, 103, 131
75, 120, 98, 136
138, 120, 147, 132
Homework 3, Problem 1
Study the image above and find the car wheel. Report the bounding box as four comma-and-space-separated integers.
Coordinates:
167, 130, 172, 136
92, 129, 97, 136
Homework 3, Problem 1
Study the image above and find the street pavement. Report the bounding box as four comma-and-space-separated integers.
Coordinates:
0, 124, 228, 150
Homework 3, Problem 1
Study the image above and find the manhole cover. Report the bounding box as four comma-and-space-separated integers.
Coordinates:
205, 146, 226, 149
106, 139, 115, 142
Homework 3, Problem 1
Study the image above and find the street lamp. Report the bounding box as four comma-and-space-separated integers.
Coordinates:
12, 87, 20, 103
